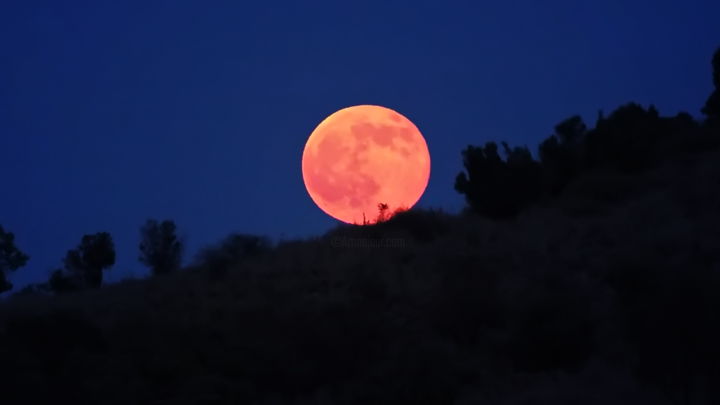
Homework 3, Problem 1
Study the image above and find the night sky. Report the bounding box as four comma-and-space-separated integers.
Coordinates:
2, 0, 719, 291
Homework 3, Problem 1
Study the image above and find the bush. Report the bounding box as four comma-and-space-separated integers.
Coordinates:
539, 115, 587, 194
455, 142, 542, 218
50, 232, 116, 291
197, 233, 272, 278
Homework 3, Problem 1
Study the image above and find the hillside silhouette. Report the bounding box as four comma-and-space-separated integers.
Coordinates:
0, 47, 719, 404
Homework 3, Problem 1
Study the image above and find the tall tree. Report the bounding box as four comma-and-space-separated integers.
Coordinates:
139, 219, 183, 276
0, 225, 29, 293
63, 232, 116, 288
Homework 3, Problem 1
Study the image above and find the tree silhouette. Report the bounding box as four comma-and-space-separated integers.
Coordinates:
502, 142, 544, 208
702, 47, 720, 123
48, 268, 81, 293
139, 219, 183, 276
455, 142, 542, 218
0, 225, 29, 293
197, 233, 271, 278
555, 114, 587, 145
584, 103, 663, 172
61, 232, 116, 289
376, 203, 390, 223
539, 115, 587, 194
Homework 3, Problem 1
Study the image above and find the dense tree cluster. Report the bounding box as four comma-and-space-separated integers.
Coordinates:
49, 232, 116, 292
0, 225, 29, 293
456, 47, 720, 219
455, 142, 541, 218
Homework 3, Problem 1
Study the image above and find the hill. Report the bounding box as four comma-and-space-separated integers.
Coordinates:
1, 127, 720, 404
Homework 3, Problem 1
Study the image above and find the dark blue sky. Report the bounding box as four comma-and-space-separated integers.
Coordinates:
2, 0, 719, 291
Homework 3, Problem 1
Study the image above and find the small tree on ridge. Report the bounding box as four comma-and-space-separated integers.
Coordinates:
0, 225, 29, 293
63, 232, 116, 288
139, 219, 183, 276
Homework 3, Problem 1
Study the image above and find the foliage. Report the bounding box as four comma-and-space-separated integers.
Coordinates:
702, 47, 720, 122
373, 208, 453, 243
456, 45, 719, 219
139, 219, 183, 276
539, 115, 587, 193
48, 268, 82, 293
0, 225, 29, 294
455, 142, 542, 218
376, 203, 390, 223
196, 233, 271, 278
459, 100, 710, 220
583, 102, 664, 172
51, 232, 116, 291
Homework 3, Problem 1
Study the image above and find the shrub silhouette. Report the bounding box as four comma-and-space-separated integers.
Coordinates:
702, 47, 720, 123
197, 233, 271, 277
52, 232, 116, 290
539, 115, 587, 194
48, 268, 81, 293
139, 219, 183, 276
583, 103, 664, 172
455, 142, 542, 218
376, 203, 390, 223
0, 225, 29, 293
372, 208, 452, 243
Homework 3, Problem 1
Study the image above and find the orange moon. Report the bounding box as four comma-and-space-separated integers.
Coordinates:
302, 105, 431, 224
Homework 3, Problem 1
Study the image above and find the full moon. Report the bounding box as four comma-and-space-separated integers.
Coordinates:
302, 105, 431, 224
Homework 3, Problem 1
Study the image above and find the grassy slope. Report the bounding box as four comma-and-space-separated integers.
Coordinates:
1, 146, 720, 404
